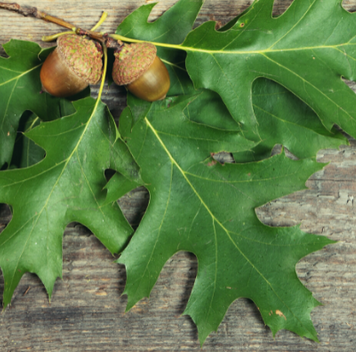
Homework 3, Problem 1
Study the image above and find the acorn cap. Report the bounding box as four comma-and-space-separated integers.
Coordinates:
112, 42, 157, 86
57, 34, 103, 85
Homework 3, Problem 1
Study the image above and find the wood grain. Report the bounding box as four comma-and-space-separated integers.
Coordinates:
1, 1, 356, 351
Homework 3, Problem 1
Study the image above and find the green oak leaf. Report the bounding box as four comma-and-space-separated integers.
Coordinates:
179, 89, 241, 131
117, 1, 348, 162
181, 0, 356, 141
172, 84, 348, 162
116, 0, 203, 47
233, 78, 349, 162
0, 40, 78, 168
126, 80, 348, 164
117, 92, 334, 344
0, 97, 141, 308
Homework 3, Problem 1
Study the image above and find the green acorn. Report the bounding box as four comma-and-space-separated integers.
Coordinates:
40, 34, 103, 97
112, 42, 170, 102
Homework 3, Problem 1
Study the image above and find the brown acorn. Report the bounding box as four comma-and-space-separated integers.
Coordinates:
40, 34, 103, 97
112, 42, 170, 102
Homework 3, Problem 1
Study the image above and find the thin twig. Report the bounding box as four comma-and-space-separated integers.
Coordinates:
0, 2, 43, 18
1, 2, 84, 32
0, 2, 131, 47
0, 2, 77, 30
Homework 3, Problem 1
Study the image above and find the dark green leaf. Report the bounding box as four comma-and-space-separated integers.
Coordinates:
0, 97, 139, 308
182, 0, 356, 141
234, 78, 349, 162
117, 92, 333, 344
117, 1, 349, 161
0, 40, 76, 167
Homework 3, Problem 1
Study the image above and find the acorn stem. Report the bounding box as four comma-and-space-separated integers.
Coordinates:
105, 36, 123, 50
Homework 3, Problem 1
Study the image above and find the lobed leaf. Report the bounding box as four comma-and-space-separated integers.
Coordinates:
0, 0, 348, 346
182, 0, 356, 141
234, 78, 349, 162
0, 97, 140, 308
117, 0, 349, 160
117, 92, 334, 344
0, 40, 77, 168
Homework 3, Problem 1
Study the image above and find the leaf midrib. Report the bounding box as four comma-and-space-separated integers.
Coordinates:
5, 99, 101, 296
144, 117, 306, 328
145, 117, 319, 337
0, 63, 41, 87
261, 53, 356, 123
151, 41, 355, 55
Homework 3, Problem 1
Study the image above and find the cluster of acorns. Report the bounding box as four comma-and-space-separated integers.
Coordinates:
40, 34, 170, 101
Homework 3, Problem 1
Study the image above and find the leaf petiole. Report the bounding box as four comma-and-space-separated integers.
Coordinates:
41, 31, 74, 42
97, 41, 108, 102
109, 34, 183, 51
90, 11, 108, 32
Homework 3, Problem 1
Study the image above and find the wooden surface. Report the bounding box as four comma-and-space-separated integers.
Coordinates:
1, 0, 356, 351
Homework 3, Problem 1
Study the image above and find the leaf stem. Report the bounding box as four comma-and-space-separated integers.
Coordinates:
109, 34, 183, 51
90, 11, 108, 32
97, 41, 108, 102
26, 116, 39, 132
42, 31, 74, 42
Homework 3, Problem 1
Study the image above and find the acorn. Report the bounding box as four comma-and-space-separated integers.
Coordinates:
112, 42, 170, 102
40, 34, 103, 97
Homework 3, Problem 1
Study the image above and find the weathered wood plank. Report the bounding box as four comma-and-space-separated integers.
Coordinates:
1, 0, 356, 351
